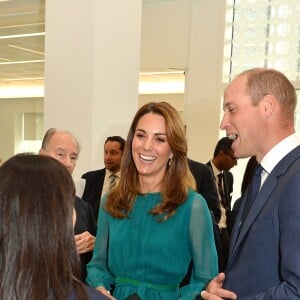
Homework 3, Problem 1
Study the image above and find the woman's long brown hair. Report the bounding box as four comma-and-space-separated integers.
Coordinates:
105, 102, 196, 221
0, 154, 88, 300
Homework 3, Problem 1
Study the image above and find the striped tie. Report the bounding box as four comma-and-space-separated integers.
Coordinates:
109, 173, 118, 190
217, 173, 228, 209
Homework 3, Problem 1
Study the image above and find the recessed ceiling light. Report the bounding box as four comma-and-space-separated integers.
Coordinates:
8, 44, 44, 55
0, 32, 45, 39
0, 59, 44, 65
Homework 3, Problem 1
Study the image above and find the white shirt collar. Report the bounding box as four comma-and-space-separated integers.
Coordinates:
261, 133, 300, 175
210, 160, 222, 178
106, 169, 121, 178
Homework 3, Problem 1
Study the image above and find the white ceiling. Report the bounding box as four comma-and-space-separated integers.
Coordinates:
0, 0, 45, 90
0, 0, 185, 96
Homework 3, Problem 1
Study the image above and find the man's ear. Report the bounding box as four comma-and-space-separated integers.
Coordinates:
39, 148, 45, 155
219, 150, 226, 158
262, 94, 276, 118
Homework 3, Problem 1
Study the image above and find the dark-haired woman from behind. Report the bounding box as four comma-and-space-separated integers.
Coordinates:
0, 153, 108, 300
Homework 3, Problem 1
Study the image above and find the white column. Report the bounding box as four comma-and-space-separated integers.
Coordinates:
184, 0, 226, 162
44, 1, 142, 180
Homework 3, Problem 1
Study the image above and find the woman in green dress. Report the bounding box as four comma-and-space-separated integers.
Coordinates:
87, 102, 218, 300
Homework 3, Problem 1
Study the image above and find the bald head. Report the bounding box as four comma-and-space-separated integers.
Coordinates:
39, 128, 79, 174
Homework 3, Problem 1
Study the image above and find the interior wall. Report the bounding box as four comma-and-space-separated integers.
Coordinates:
44, 0, 141, 181
140, 0, 189, 71
140, 0, 226, 162
0, 98, 43, 163
139, 93, 184, 111
184, 0, 226, 163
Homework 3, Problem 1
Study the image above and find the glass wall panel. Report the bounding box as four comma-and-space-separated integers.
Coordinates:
224, 0, 300, 82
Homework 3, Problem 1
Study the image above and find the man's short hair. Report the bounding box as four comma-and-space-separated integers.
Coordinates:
41, 128, 80, 153
105, 136, 126, 152
213, 137, 233, 158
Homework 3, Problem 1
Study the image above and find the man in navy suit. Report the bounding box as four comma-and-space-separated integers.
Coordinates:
201, 68, 300, 299
81, 136, 125, 221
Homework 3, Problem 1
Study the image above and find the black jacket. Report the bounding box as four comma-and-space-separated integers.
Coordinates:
74, 196, 97, 282
81, 168, 106, 221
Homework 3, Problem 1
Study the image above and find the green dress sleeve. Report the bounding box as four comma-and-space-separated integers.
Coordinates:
180, 192, 219, 299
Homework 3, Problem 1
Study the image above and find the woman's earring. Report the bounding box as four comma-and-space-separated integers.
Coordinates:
168, 158, 172, 167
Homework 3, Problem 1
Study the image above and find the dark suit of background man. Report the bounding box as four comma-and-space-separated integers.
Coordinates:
188, 158, 221, 223
207, 137, 236, 271
81, 136, 125, 221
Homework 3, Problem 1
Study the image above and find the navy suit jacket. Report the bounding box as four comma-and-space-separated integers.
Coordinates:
224, 146, 300, 299
81, 168, 106, 221
188, 158, 221, 222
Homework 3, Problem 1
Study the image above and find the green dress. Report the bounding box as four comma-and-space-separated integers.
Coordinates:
86, 190, 218, 300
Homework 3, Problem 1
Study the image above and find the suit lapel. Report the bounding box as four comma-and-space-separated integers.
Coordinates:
227, 146, 300, 268
229, 175, 277, 262
228, 193, 246, 256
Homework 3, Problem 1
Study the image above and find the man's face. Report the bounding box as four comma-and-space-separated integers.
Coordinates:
220, 149, 237, 171
40, 132, 78, 174
220, 75, 266, 160
104, 140, 123, 173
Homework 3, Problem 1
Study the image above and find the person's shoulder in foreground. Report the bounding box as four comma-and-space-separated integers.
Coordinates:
82, 169, 104, 178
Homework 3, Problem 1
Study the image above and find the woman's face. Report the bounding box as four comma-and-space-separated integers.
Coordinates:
132, 112, 173, 181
